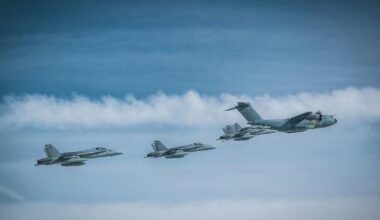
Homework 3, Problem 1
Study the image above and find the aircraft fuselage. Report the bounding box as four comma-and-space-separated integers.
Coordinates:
249, 115, 337, 133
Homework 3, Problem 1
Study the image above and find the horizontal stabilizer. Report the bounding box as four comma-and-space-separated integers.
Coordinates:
233, 123, 242, 131
225, 102, 250, 111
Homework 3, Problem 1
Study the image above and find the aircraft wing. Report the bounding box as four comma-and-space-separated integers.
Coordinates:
239, 127, 252, 133
162, 147, 180, 156
163, 149, 188, 158
60, 152, 80, 159
240, 126, 276, 135
282, 112, 313, 129
61, 149, 104, 158
228, 133, 242, 138
60, 156, 87, 166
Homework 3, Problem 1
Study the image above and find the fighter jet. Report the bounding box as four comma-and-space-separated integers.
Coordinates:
35, 144, 123, 166
145, 140, 216, 159
218, 123, 275, 141
226, 102, 337, 133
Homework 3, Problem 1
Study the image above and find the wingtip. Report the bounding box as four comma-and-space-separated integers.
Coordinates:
225, 106, 237, 111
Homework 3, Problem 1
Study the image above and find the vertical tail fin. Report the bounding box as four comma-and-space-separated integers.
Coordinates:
151, 143, 157, 151
226, 125, 234, 134
44, 144, 61, 158
226, 102, 262, 123
152, 140, 168, 151
222, 127, 228, 135
224, 123, 242, 135
233, 123, 242, 131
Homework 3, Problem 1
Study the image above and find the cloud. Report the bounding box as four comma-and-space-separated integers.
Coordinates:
0, 198, 379, 220
0, 184, 24, 202
0, 87, 379, 129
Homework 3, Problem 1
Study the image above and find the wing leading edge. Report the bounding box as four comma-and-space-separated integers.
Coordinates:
281, 112, 312, 129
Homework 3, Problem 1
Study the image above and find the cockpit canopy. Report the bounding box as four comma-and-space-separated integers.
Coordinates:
95, 147, 107, 150
193, 143, 202, 146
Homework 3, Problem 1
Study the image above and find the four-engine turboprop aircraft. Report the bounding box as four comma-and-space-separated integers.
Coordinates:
226, 102, 337, 133
35, 144, 123, 166
145, 140, 216, 159
218, 123, 275, 141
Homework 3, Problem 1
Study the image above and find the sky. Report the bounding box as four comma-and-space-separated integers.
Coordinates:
0, 0, 380, 219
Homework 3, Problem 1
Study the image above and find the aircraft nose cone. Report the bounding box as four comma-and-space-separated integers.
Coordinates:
207, 146, 216, 150
113, 151, 124, 156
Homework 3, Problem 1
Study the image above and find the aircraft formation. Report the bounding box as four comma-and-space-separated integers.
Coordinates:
35, 102, 337, 166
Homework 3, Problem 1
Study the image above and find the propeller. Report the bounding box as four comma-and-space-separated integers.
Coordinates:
315, 110, 322, 122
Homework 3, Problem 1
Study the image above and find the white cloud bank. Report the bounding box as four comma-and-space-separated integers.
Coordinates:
0, 198, 379, 220
0, 87, 379, 129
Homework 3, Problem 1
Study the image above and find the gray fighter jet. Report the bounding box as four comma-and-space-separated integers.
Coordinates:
218, 123, 275, 141
145, 140, 216, 159
226, 102, 337, 133
35, 144, 123, 166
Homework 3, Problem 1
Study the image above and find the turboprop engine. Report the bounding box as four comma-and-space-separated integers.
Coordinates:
306, 110, 323, 122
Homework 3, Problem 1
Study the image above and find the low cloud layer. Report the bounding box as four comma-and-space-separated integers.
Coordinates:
0, 87, 379, 129
1, 198, 379, 220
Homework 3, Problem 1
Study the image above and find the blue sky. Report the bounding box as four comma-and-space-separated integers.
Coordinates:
0, 1, 380, 219
1, 0, 380, 97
